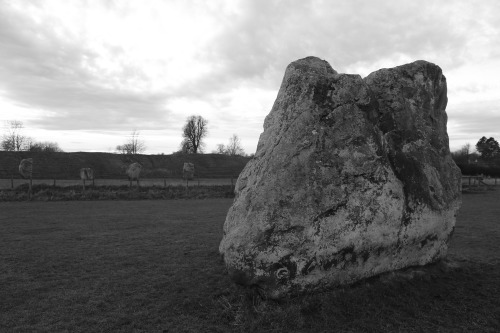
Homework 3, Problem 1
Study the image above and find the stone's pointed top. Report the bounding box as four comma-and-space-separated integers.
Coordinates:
396, 60, 444, 78
410, 59, 438, 67
287, 56, 337, 76
402, 59, 441, 70
365, 59, 444, 81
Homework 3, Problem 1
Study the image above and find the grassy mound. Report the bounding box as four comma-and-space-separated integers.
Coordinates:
0, 151, 250, 180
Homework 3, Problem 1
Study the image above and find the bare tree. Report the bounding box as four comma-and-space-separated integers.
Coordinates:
460, 143, 471, 164
1, 120, 30, 151
452, 143, 469, 165
116, 130, 146, 155
179, 138, 193, 153
212, 143, 226, 154
28, 141, 64, 152
181, 115, 208, 154
225, 134, 245, 156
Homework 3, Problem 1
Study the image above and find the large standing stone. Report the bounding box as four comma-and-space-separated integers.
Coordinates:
219, 56, 462, 299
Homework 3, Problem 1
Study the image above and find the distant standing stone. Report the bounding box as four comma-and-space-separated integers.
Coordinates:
80, 168, 94, 181
219, 56, 462, 299
183, 162, 195, 180
19, 158, 33, 179
126, 162, 142, 181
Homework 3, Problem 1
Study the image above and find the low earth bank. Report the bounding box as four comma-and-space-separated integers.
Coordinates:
0, 151, 251, 179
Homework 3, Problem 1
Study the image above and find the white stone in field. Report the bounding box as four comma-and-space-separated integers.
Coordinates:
80, 168, 94, 181
219, 56, 462, 299
183, 162, 194, 180
126, 162, 142, 181
19, 158, 33, 179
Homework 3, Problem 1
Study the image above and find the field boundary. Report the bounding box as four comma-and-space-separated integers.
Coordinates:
0, 182, 236, 201
0, 177, 237, 190
462, 176, 499, 191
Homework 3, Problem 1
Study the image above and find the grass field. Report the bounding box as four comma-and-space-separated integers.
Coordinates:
1, 192, 499, 332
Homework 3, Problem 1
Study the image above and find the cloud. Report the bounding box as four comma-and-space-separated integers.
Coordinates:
183, 0, 479, 98
0, 0, 499, 154
0, 2, 173, 131
448, 100, 500, 136
177, 0, 500, 154
447, 98, 500, 152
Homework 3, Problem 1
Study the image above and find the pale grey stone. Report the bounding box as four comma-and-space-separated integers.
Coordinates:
19, 158, 33, 179
183, 162, 195, 180
126, 162, 142, 181
219, 56, 462, 299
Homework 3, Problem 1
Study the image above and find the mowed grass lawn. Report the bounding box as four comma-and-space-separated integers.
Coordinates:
1, 193, 500, 332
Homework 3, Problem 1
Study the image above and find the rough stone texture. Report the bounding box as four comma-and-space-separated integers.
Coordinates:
219, 56, 462, 299
19, 158, 33, 179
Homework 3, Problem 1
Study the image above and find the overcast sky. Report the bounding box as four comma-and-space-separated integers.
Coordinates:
0, 0, 499, 154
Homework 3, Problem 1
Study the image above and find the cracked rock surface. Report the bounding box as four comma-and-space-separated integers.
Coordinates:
219, 56, 462, 299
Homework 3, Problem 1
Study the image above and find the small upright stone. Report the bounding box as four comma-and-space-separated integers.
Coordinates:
126, 162, 142, 187
183, 162, 195, 180
219, 56, 461, 299
19, 158, 33, 179
80, 168, 94, 181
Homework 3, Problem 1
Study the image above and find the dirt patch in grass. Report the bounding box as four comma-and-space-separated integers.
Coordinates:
1, 192, 499, 332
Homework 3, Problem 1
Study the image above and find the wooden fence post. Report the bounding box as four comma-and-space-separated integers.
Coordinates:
28, 177, 32, 200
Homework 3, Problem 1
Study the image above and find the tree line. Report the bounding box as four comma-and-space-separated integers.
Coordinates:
1, 121, 63, 152
452, 136, 500, 177
4, 118, 497, 170
115, 115, 247, 156
2, 116, 248, 157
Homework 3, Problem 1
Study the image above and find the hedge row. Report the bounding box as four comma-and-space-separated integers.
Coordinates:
457, 163, 500, 177
0, 184, 235, 202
